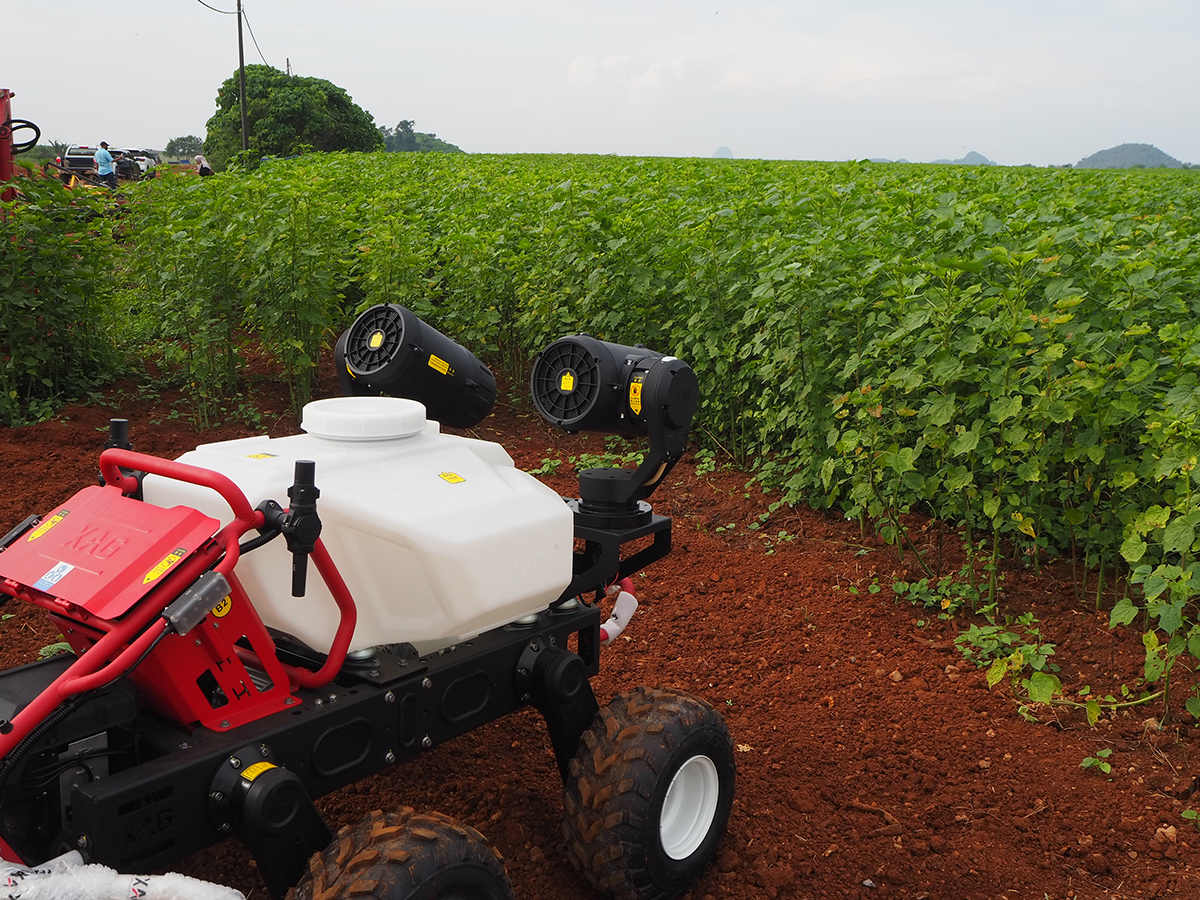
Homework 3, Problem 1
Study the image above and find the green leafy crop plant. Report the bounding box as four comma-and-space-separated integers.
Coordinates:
119, 155, 1200, 712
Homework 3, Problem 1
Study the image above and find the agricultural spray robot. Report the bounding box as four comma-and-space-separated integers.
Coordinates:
0, 305, 735, 899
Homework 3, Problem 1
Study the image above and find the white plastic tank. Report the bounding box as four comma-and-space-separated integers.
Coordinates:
141, 397, 574, 654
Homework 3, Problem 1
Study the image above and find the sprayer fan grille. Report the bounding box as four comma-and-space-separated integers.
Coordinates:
345, 306, 404, 376
533, 341, 600, 424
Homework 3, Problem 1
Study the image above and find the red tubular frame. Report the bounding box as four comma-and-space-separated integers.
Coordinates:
284, 540, 357, 688
1, 89, 15, 203
0, 450, 359, 761
99, 449, 258, 526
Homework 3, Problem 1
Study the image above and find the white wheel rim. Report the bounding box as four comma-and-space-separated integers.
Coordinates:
659, 754, 720, 860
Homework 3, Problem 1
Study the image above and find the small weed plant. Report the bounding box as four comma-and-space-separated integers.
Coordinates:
1081, 748, 1114, 775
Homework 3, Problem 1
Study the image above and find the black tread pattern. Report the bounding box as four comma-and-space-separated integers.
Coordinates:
288, 808, 513, 900
563, 687, 734, 900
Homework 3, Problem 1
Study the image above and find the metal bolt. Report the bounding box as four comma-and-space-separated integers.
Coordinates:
258, 744, 270, 758
384, 691, 396, 704
327, 693, 337, 702
229, 757, 241, 770
284, 697, 297, 706
385, 750, 396, 764
421, 736, 432, 749
516, 667, 528, 678
76, 834, 89, 849
529, 640, 539, 651
421, 677, 432, 689
521, 692, 531, 703
219, 720, 230, 729
209, 791, 225, 804
368, 669, 380, 678
218, 822, 231, 833
194, 638, 201, 646
178, 741, 191, 751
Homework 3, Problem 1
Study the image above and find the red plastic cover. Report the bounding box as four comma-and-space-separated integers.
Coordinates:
0, 485, 219, 620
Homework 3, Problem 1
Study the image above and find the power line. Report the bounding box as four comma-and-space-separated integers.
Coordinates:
195, 0, 236, 14
241, 6, 272, 68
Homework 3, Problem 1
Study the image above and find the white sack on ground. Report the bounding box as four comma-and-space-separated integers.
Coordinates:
0, 850, 244, 900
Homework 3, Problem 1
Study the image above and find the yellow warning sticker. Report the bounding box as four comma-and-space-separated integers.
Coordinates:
211, 595, 233, 618
428, 354, 450, 375
369, 330, 385, 350
246, 452, 277, 460
240, 761, 276, 783
560, 372, 575, 392
143, 547, 187, 585
439, 472, 465, 484
27, 510, 69, 542
629, 376, 644, 415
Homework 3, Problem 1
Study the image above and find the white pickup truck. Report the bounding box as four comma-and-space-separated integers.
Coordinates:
58, 145, 158, 179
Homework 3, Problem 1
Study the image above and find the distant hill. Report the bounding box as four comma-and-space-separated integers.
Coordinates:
930, 150, 995, 166
868, 151, 991, 165
1075, 143, 1182, 169
713, 146, 733, 159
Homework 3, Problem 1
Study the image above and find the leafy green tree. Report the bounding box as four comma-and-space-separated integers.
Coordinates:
379, 120, 463, 154
380, 120, 416, 152
203, 65, 383, 171
166, 135, 203, 157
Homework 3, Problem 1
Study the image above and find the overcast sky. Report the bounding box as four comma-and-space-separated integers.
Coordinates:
9, 0, 1199, 165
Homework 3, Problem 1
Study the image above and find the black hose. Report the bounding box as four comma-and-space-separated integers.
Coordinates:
239, 524, 282, 555
3, 119, 41, 154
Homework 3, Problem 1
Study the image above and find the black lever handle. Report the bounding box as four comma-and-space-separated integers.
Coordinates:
284, 460, 321, 597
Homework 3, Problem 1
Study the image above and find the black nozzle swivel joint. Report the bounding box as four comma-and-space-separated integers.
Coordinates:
283, 460, 321, 597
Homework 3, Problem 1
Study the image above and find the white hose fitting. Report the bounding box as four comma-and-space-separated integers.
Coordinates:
599, 585, 638, 645
0, 849, 245, 900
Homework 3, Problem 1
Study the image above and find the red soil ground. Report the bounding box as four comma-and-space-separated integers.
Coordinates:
1, 376, 1198, 899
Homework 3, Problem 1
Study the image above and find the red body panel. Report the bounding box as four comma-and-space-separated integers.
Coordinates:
0, 485, 218, 620
127, 573, 297, 730
0, 449, 356, 763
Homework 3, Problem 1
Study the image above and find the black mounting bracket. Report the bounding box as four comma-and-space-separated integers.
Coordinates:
515, 637, 599, 780
209, 743, 331, 900
558, 508, 672, 603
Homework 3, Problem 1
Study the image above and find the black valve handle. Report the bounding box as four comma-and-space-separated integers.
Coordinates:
284, 460, 321, 597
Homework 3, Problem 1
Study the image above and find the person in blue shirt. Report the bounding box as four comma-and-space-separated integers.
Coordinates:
93, 141, 117, 188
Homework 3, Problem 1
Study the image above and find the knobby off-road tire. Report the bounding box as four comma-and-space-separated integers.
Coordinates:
563, 687, 735, 899
289, 808, 513, 900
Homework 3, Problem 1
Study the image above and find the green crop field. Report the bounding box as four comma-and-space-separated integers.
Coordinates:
7, 152, 1199, 709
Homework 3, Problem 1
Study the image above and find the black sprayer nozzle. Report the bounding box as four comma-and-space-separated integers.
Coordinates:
283, 460, 321, 597
107, 418, 131, 450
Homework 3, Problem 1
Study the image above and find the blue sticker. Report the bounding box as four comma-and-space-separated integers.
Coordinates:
33, 561, 75, 592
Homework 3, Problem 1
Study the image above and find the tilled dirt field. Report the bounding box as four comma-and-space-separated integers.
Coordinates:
2, 378, 1199, 899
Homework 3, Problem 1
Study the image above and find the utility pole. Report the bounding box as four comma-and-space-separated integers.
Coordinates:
237, 0, 248, 151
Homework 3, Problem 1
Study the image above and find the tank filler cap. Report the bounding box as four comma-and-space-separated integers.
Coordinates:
301, 396, 426, 441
